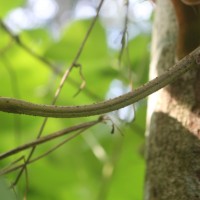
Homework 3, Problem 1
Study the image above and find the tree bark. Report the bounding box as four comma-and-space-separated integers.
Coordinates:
145, 1, 200, 200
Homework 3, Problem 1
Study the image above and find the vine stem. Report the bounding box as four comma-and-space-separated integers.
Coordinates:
0, 46, 200, 118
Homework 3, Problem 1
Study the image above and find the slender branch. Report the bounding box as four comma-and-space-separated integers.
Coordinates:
0, 131, 82, 176
0, 19, 101, 101
0, 119, 100, 160
10, 0, 105, 186
52, 0, 105, 103
28, 127, 88, 164
0, 120, 99, 176
0, 46, 199, 118
0, 19, 61, 74
118, 0, 129, 66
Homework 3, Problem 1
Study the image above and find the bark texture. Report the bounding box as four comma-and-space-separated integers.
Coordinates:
145, 1, 200, 200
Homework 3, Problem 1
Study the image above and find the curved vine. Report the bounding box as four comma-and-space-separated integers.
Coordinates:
0, 46, 199, 118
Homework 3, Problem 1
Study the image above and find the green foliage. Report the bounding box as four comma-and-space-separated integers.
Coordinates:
0, 5, 150, 200
0, 179, 15, 200
45, 20, 108, 62
0, 0, 25, 17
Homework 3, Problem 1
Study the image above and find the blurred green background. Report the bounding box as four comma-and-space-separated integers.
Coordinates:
0, 0, 153, 199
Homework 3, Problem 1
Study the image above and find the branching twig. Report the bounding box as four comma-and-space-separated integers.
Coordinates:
0, 119, 101, 176
0, 119, 101, 160
0, 46, 199, 118
8, 0, 105, 186
28, 126, 93, 164
0, 20, 101, 101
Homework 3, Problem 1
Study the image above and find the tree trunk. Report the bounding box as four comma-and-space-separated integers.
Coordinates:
145, 1, 200, 200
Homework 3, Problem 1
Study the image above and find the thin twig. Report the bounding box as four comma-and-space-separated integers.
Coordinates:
10, 0, 105, 186
0, 119, 100, 160
29, 126, 92, 164
0, 19, 101, 101
0, 119, 101, 176
73, 63, 86, 97
118, 0, 129, 66
0, 19, 61, 74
